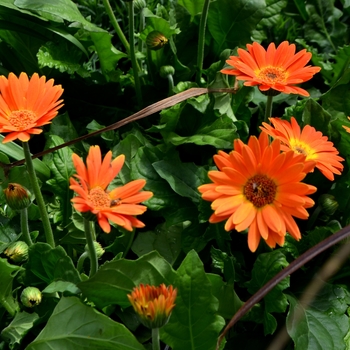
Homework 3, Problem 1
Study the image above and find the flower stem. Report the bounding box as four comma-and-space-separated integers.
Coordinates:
152, 328, 161, 350
167, 74, 174, 96
20, 208, 33, 246
264, 95, 274, 123
196, 0, 210, 85
77, 252, 88, 272
128, 0, 143, 107
22, 142, 55, 248
102, 0, 130, 54
84, 218, 98, 277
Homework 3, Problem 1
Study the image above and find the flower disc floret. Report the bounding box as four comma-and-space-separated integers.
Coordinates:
198, 132, 317, 252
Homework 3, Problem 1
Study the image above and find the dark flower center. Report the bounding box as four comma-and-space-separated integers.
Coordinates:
244, 174, 277, 208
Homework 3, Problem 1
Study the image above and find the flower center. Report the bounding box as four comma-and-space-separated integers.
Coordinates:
88, 187, 111, 209
8, 110, 37, 130
289, 138, 317, 160
257, 67, 287, 84
244, 174, 277, 208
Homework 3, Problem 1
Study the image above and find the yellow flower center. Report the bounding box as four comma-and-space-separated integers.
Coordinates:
257, 66, 288, 84
88, 187, 111, 209
8, 110, 37, 130
289, 138, 317, 160
244, 174, 277, 208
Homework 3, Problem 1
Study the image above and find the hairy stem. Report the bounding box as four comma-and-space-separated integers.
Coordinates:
84, 218, 98, 277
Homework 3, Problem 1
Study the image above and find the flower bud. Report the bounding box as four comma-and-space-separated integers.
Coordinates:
134, 0, 146, 12
319, 194, 339, 216
160, 65, 175, 78
3, 183, 31, 210
21, 287, 42, 308
4, 241, 29, 263
146, 31, 168, 50
85, 241, 105, 259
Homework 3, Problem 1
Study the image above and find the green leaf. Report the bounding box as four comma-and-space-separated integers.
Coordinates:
26, 297, 145, 350
78, 251, 177, 309
1, 311, 39, 348
161, 250, 225, 350
42, 281, 81, 295
152, 158, 207, 203
207, 0, 266, 54
131, 223, 182, 265
302, 99, 332, 136
0, 258, 22, 315
330, 45, 350, 85
24, 243, 81, 286
177, 0, 205, 18
287, 285, 350, 350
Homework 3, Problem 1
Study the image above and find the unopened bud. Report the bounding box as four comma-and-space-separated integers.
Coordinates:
3, 183, 31, 210
85, 241, 105, 259
319, 194, 339, 216
4, 241, 29, 263
134, 0, 146, 11
146, 31, 168, 50
21, 287, 42, 308
160, 65, 175, 78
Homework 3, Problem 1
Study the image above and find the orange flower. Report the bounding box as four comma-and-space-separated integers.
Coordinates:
69, 145, 153, 233
198, 132, 316, 252
221, 41, 321, 96
127, 283, 177, 329
0, 72, 64, 143
261, 117, 344, 181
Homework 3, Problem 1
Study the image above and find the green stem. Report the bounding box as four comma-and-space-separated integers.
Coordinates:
307, 205, 323, 230
0, 298, 17, 317
128, 0, 143, 107
77, 252, 88, 272
196, 0, 210, 85
84, 218, 98, 277
102, 0, 130, 54
264, 95, 274, 123
167, 74, 174, 96
22, 142, 55, 248
152, 328, 160, 350
20, 208, 33, 246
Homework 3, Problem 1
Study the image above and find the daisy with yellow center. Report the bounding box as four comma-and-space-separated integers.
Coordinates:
0, 72, 64, 143
198, 132, 316, 252
221, 41, 321, 96
127, 283, 177, 329
260, 117, 344, 181
69, 145, 153, 233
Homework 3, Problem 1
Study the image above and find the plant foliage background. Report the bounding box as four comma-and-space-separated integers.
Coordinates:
0, 0, 350, 349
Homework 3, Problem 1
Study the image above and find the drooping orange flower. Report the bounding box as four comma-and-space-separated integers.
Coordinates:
0, 72, 64, 143
127, 283, 177, 329
221, 41, 321, 96
69, 145, 153, 233
261, 117, 344, 181
198, 132, 316, 252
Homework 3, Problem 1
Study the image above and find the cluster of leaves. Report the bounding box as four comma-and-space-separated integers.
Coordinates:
0, 0, 350, 349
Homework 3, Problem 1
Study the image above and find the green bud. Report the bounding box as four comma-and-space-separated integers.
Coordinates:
3, 183, 31, 210
319, 194, 339, 216
21, 287, 42, 308
146, 31, 168, 50
134, 0, 146, 11
85, 241, 105, 259
160, 65, 175, 78
4, 241, 29, 263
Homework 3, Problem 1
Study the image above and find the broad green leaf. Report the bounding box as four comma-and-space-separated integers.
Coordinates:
287, 285, 350, 350
26, 297, 145, 350
161, 250, 225, 350
302, 99, 332, 136
0, 258, 22, 315
24, 243, 81, 286
78, 251, 177, 308
247, 250, 290, 335
45, 135, 75, 226
330, 45, 350, 85
42, 281, 81, 295
131, 223, 182, 265
1, 311, 39, 348
177, 0, 205, 19
207, 0, 265, 54
152, 158, 207, 203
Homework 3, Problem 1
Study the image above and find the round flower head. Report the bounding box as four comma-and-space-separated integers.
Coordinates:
127, 283, 177, 329
260, 117, 344, 181
221, 41, 321, 96
0, 72, 64, 143
198, 132, 316, 252
69, 145, 153, 233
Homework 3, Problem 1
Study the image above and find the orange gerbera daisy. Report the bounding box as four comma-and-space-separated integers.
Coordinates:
0, 72, 64, 143
221, 41, 321, 96
261, 117, 344, 181
198, 132, 316, 252
127, 283, 177, 329
69, 145, 153, 233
